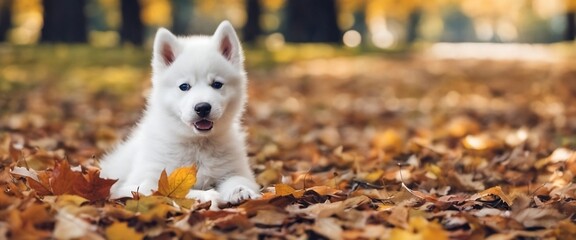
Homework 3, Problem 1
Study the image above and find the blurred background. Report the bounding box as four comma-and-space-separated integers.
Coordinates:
1, 0, 575, 48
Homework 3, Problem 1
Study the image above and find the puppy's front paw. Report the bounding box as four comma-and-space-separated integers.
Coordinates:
220, 185, 261, 204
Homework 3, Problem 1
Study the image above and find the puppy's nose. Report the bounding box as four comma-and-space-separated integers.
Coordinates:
194, 102, 212, 118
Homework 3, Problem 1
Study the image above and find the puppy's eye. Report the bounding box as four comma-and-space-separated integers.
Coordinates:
211, 81, 223, 89
179, 83, 191, 91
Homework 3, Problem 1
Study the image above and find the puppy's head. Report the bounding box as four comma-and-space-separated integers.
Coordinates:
150, 21, 247, 136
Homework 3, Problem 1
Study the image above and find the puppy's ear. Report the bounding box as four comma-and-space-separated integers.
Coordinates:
212, 21, 244, 69
152, 28, 181, 71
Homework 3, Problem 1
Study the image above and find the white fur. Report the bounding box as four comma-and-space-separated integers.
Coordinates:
99, 21, 260, 207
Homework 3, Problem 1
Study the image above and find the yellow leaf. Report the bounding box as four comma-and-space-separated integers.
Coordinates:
275, 183, 296, 196
390, 216, 448, 240
173, 198, 196, 209
125, 195, 172, 213
125, 195, 177, 222
364, 169, 385, 183
156, 165, 198, 198
106, 222, 143, 240
372, 129, 403, 152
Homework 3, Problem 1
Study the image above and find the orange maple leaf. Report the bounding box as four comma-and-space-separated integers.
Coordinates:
155, 165, 197, 198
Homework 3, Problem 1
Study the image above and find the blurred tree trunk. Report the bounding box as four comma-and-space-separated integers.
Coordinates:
566, 12, 575, 41
0, 0, 12, 41
283, 0, 341, 43
41, 0, 87, 43
243, 0, 261, 43
120, 0, 143, 46
406, 8, 422, 45
171, 0, 193, 35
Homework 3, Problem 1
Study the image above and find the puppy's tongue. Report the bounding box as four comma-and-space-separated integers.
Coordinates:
194, 120, 213, 131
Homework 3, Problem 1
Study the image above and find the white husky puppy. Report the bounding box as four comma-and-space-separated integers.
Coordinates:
100, 21, 260, 205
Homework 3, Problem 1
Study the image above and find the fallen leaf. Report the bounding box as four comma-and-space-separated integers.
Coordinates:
387, 205, 409, 228
26, 175, 52, 196
513, 207, 565, 228
372, 129, 403, 152
275, 183, 296, 196
73, 168, 117, 201
50, 161, 78, 195
390, 216, 448, 240
156, 165, 197, 198
106, 222, 143, 240
250, 209, 288, 227
125, 195, 177, 221
470, 186, 513, 206
364, 169, 385, 183
402, 182, 441, 203
462, 134, 494, 150
549, 148, 574, 163
53, 208, 102, 240
313, 217, 343, 240
202, 210, 253, 231
10, 166, 38, 180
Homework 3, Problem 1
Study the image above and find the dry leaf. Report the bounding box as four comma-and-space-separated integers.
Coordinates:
106, 222, 143, 240
372, 129, 403, 152
313, 217, 343, 240
26, 175, 52, 195
50, 160, 78, 195
156, 165, 197, 198
390, 216, 448, 240
470, 186, 513, 206
125, 195, 177, 222
72, 168, 117, 201
275, 183, 296, 196
250, 209, 288, 227
54, 209, 102, 240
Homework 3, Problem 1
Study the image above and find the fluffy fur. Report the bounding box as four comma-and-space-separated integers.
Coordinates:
99, 21, 260, 206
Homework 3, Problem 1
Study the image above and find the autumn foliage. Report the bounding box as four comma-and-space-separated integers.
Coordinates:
15, 160, 116, 201
155, 166, 197, 198
1, 54, 576, 239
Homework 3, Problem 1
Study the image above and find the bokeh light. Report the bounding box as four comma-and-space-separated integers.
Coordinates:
342, 30, 361, 47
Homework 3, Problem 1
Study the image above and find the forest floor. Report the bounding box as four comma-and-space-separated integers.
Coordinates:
1, 45, 576, 239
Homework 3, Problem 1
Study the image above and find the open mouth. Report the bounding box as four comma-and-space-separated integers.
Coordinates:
193, 119, 214, 131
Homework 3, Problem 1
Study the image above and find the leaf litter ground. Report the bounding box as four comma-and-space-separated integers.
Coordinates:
1, 53, 576, 239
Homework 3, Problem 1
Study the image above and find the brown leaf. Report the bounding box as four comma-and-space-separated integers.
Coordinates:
250, 209, 288, 227
387, 205, 409, 228
470, 186, 513, 206
26, 176, 52, 196
512, 207, 565, 228
313, 217, 343, 240
73, 168, 117, 201
202, 210, 253, 231
9, 140, 23, 163
402, 182, 440, 203
50, 160, 79, 195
